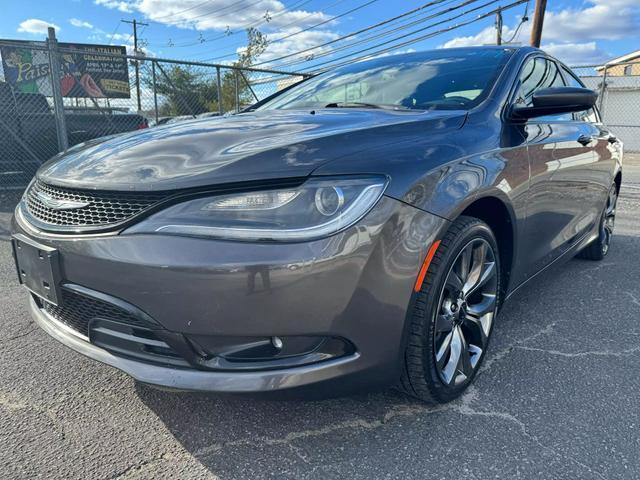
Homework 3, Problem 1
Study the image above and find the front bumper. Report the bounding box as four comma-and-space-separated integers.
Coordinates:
14, 196, 447, 393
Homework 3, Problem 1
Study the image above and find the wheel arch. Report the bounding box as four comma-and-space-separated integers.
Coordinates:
614, 169, 622, 194
456, 193, 517, 300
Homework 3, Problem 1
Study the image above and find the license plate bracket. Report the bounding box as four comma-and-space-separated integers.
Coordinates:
12, 234, 62, 305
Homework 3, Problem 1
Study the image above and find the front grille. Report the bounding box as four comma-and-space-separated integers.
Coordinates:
25, 179, 169, 228
41, 289, 149, 337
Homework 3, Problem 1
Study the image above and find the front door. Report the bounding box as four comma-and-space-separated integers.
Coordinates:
518, 57, 599, 278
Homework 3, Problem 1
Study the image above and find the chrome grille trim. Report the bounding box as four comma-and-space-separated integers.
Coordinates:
24, 180, 169, 230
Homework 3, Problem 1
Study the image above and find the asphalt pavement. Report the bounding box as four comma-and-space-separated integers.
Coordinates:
1, 157, 639, 479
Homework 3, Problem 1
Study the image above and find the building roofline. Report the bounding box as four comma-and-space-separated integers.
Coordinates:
595, 50, 640, 70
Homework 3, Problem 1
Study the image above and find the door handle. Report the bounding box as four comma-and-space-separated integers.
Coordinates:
577, 135, 594, 146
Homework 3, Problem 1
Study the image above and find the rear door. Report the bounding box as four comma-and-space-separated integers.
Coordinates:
518, 56, 599, 278
559, 65, 617, 205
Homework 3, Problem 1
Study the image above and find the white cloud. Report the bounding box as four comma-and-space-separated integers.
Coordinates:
93, 0, 343, 66
110, 33, 131, 43
440, 24, 611, 66
94, 0, 134, 13
440, 26, 500, 49
440, 0, 640, 66
543, 42, 610, 66
17, 18, 61, 35
444, 0, 639, 47
96, 0, 329, 31
70, 18, 94, 29
542, 0, 639, 42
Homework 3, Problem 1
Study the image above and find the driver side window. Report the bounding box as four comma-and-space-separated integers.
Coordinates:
516, 57, 572, 121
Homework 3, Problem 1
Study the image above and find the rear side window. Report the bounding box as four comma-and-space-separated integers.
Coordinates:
560, 65, 599, 123
516, 57, 572, 121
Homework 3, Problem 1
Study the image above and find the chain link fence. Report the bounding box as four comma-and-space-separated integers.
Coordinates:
1, 31, 638, 194
571, 60, 640, 153
0, 31, 308, 191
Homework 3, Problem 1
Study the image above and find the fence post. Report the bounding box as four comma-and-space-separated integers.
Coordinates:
216, 66, 223, 115
152, 60, 159, 123
598, 64, 608, 120
234, 69, 240, 113
46, 27, 68, 152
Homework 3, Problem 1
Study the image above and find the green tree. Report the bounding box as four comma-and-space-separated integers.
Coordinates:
220, 27, 269, 112
151, 28, 268, 117
152, 66, 218, 116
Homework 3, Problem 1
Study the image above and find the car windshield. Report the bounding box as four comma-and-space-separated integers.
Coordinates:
257, 48, 515, 112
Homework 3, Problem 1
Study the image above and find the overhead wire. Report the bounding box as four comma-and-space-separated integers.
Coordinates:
253, 0, 455, 67
302, 0, 529, 73
502, 0, 529, 44
195, 0, 379, 62
158, 0, 314, 48
265, 0, 487, 69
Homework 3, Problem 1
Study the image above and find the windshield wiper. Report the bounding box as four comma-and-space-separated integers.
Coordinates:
325, 102, 382, 109
324, 102, 414, 111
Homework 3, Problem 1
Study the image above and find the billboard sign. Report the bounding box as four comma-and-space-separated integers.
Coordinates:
0, 40, 130, 98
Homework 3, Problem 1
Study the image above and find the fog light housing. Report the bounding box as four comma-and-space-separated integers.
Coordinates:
184, 334, 355, 370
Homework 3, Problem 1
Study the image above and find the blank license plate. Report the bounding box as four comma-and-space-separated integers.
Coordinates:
12, 234, 61, 305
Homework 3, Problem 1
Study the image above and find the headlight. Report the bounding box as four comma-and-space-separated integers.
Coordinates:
125, 176, 388, 241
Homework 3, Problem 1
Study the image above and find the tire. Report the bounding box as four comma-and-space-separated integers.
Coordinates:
398, 216, 501, 403
577, 183, 618, 261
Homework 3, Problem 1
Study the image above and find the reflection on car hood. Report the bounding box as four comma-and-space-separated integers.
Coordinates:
38, 109, 465, 191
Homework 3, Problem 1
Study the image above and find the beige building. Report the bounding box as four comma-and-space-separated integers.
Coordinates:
596, 50, 640, 76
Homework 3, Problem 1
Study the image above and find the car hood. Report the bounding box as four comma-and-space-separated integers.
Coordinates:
38, 109, 466, 191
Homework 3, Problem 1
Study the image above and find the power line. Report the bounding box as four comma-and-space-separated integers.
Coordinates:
268, 0, 492, 69
159, 0, 314, 48
195, 0, 378, 62
144, 0, 268, 47
106, 22, 121, 45
151, 0, 261, 28
252, 0, 455, 67
274, 0, 486, 68
303, 0, 529, 73
150, 0, 217, 21
502, 0, 529, 44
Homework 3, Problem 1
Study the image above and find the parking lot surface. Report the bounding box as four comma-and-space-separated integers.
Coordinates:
1, 158, 639, 479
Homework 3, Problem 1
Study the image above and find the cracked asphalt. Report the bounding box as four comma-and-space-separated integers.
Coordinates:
1, 156, 639, 480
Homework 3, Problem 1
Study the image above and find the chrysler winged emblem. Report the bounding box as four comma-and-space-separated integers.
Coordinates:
36, 191, 90, 210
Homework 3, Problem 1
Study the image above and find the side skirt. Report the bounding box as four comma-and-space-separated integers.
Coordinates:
504, 226, 599, 302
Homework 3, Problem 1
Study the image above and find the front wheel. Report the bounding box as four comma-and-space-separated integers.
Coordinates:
399, 216, 500, 403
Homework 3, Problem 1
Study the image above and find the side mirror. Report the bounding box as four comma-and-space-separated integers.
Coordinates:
510, 86, 598, 120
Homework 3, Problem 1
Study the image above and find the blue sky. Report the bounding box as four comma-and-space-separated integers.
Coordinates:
1, 0, 639, 70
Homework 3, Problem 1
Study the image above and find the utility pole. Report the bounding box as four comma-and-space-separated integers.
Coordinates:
495, 7, 503, 45
122, 19, 148, 111
530, 0, 547, 48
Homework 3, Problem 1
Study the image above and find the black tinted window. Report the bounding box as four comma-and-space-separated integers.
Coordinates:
517, 57, 572, 121
516, 57, 573, 122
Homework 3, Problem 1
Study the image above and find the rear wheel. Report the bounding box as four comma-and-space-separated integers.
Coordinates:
578, 184, 617, 261
399, 216, 500, 403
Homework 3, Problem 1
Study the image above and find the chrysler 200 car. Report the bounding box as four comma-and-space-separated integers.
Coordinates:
11, 46, 622, 403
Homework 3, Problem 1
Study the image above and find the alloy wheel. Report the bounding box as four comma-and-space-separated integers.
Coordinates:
433, 238, 498, 386
601, 186, 617, 255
